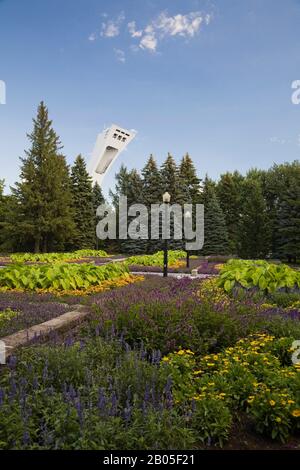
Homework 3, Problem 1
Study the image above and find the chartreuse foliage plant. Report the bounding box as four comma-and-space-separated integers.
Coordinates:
125, 250, 186, 267
162, 334, 300, 443
218, 259, 300, 294
0, 262, 128, 292
10, 249, 108, 264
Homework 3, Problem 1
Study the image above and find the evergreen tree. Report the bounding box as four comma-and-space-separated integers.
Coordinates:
142, 155, 162, 252
70, 155, 95, 250
160, 154, 184, 250
11, 102, 75, 252
179, 153, 201, 203
277, 178, 300, 263
122, 169, 147, 254
216, 171, 244, 254
160, 153, 184, 204
201, 183, 229, 255
142, 155, 162, 206
238, 179, 271, 259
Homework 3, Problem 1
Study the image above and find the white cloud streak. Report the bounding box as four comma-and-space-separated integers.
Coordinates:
101, 12, 125, 38
90, 10, 212, 58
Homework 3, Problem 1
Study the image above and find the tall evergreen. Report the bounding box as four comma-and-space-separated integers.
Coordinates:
238, 179, 271, 259
160, 153, 184, 204
12, 102, 75, 252
201, 182, 229, 255
277, 178, 300, 262
179, 153, 201, 203
160, 154, 184, 250
70, 155, 95, 250
216, 171, 244, 254
142, 155, 162, 252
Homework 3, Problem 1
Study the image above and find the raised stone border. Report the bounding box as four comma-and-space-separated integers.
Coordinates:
1, 305, 90, 359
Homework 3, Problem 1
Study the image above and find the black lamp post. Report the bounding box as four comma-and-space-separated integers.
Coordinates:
185, 210, 192, 269
162, 192, 171, 277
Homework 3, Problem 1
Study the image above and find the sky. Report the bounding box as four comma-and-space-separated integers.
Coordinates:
1, 0, 300, 197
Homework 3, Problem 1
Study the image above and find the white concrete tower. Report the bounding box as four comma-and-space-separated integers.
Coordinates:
88, 124, 137, 185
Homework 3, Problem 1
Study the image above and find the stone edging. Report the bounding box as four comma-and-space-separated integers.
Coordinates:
1, 305, 90, 358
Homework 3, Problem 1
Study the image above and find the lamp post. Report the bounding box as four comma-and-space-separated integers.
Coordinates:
184, 210, 192, 269
162, 192, 171, 277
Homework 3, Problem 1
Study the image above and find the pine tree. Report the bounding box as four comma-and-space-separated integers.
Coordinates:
216, 171, 244, 254
238, 179, 271, 259
201, 183, 229, 255
12, 102, 75, 252
70, 155, 95, 250
277, 178, 300, 263
179, 153, 201, 203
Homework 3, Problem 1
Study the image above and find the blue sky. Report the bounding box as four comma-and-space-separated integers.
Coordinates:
1, 0, 300, 197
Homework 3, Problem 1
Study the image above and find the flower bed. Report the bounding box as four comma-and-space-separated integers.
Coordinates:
0, 274, 300, 449
0, 301, 73, 337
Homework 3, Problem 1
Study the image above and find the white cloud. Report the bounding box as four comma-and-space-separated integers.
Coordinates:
91, 10, 211, 55
114, 48, 126, 63
128, 21, 143, 38
136, 10, 211, 52
101, 12, 125, 38
139, 33, 157, 52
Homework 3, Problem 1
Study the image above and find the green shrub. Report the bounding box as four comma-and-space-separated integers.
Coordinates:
10, 249, 108, 264
0, 262, 128, 291
125, 250, 186, 267
218, 259, 300, 293
190, 398, 232, 447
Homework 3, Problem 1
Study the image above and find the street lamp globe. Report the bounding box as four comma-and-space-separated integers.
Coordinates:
162, 192, 171, 203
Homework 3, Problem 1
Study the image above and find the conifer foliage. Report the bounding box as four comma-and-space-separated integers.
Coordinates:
11, 102, 75, 252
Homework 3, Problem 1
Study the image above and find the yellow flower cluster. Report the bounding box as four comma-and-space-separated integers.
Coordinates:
197, 278, 231, 306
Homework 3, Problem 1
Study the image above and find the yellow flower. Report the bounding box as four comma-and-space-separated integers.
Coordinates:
177, 350, 185, 356
292, 409, 300, 418
287, 400, 295, 405
193, 370, 203, 375
275, 417, 282, 423
162, 357, 170, 362
185, 349, 195, 355
269, 400, 276, 407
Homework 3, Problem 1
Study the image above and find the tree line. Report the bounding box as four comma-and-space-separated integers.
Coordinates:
0, 101, 299, 260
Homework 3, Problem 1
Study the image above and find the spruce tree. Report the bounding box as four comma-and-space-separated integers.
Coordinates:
277, 178, 300, 263
160, 153, 184, 204
238, 179, 271, 259
201, 183, 229, 255
179, 153, 201, 203
160, 154, 184, 250
142, 155, 162, 252
70, 155, 95, 250
216, 171, 244, 254
12, 102, 75, 252
123, 169, 147, 254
